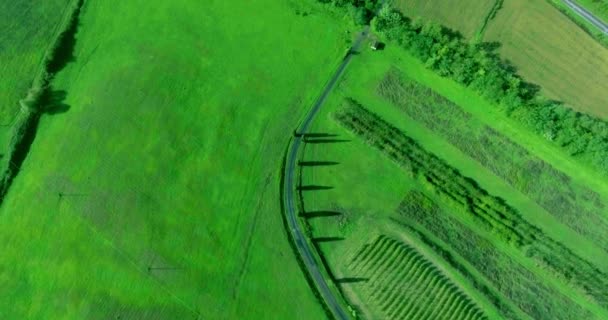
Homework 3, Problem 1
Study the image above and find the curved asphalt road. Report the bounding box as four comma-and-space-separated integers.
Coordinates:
562, 0, 608, 35
282, 27, 369, 320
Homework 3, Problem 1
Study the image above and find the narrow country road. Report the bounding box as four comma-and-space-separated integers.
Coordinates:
562, 0, 608, 35
282, 27, 370, 320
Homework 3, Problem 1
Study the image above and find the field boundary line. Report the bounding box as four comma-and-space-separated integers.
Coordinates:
0, 0, 85, 208
474, 0, 503, 41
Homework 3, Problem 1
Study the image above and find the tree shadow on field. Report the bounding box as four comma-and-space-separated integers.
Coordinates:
41, 89, 71, 115
304, 138, 350, 144
335, 277, 368, 284
300, 210, 342, 218
312, 236, 345, 243
46, 0, 84, 75
298, 160, 340, 167
303, 133, 339, 138
297, 184, 334, 191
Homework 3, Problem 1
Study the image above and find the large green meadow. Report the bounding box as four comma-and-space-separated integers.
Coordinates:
4, 0, 608, 318
0, 0, 355, 318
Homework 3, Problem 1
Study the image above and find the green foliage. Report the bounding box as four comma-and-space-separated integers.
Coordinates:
318, 0, 381, 24
372, 7, 608, 175
0, 0, 351, 318
377, 69, 608, 254
335, 100, 608, 310
396, 191, 592, 320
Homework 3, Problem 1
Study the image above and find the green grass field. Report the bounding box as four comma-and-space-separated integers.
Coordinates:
299, 32, 608, 319
3, 0, 608, 318
565, 0, 608, 24
0, 0, 73, 174
0, 0, 355, 318
546, 0, 608, 47
484, 0, 608, 118
0, 0, 72, 122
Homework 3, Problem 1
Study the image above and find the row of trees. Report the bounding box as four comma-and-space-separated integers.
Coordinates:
318, 0, 381, 25
372, 7, 608, 174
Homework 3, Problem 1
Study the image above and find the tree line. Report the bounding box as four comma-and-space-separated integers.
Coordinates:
317, 0, 381, 25
372, 6, 608, 175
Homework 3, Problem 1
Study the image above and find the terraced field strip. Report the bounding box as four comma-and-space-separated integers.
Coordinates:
335, 101, 608, 313
377, 69, 608, 255
397, 191, 595, 319
349, 235, 487, 320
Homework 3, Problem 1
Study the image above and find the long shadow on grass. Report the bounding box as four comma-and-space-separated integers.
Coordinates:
298, 185, 334, 191
41, 89, 71, 115
335, 277, 368, 284
302, 132, 339, 138
300, 210, 342, 218
312, 236, 345, 243
46, 0, 84, 74
304, 138, 350, 144
298, 160, 340, 167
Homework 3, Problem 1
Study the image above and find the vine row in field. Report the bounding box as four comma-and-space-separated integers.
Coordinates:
349, 235, 487, 320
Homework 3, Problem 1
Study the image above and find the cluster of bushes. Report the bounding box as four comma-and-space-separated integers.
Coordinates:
377, 69, 608, 253
335, 100, 608, 309
317, 0, 381, 25
372, 7, 608, 174
396, 191, 590, 320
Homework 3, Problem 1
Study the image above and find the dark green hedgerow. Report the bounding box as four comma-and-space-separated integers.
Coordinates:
372, 6, 608, 175
334, 100, 608, 310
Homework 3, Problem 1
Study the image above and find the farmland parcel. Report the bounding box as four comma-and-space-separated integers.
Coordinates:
0, 0, 352, 318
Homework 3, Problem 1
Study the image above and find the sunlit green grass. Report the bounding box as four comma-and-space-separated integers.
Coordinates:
0, 0, 354, 318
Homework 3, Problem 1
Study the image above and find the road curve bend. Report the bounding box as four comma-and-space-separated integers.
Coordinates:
282, 27, 369, 320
